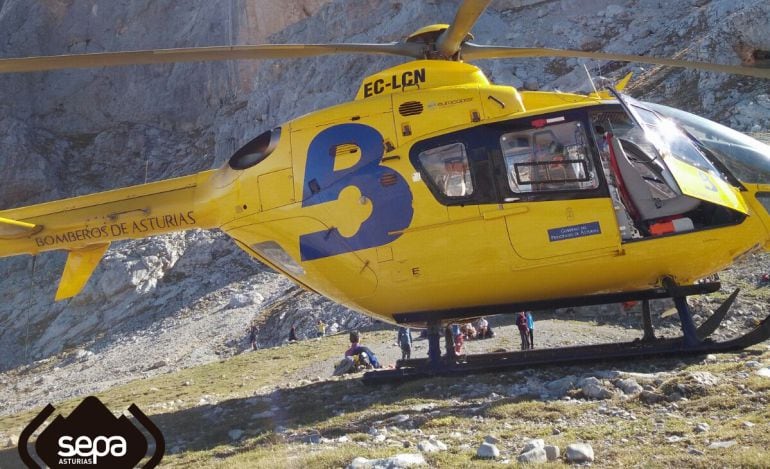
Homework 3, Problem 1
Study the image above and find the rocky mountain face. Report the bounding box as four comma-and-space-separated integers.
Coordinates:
1, 0, 769, 374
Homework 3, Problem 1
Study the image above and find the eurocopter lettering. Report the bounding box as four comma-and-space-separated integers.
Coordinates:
2, 0, 770, 380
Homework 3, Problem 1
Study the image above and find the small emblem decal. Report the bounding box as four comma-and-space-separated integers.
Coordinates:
548, 222, 601, 242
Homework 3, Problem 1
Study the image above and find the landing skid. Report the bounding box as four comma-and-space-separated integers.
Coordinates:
363, 286, 769, 385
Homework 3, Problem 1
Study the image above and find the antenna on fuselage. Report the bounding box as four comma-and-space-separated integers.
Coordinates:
583, 63, 598, 94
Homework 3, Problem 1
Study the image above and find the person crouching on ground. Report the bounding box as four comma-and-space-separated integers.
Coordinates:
345, 331, 382, 368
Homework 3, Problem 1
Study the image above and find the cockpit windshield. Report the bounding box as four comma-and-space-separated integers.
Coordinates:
643, 101, 770, 184
612, 94, 727, 185
591, 96, 749, 218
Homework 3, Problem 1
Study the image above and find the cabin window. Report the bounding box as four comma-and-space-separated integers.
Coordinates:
499, 120, 598, 194
229, 127, 281, 170
417, 143, 474, 198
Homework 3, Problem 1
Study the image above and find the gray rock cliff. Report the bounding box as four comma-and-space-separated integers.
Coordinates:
1, 0, 768, 371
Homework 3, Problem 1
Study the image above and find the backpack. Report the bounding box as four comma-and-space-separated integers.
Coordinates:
356, 346, 381, 369
355, 352, 372, 369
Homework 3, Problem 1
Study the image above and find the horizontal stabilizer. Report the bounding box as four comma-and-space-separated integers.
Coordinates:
55, 243, 110, 301
615, 72, 633, 92
0, 217, 42, 239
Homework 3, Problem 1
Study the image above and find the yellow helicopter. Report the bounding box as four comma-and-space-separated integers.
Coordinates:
2, 0, 770, 377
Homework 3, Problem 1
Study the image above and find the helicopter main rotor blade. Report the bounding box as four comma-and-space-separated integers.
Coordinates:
436, 0, 491, 58
0, 43, 424, 74
461, 44, 770, 79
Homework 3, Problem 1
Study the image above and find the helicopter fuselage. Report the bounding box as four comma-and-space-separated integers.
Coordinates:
207, 61, 770, 325
1, 60, 769, 323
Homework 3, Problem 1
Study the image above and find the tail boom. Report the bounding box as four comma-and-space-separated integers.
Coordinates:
0, 172, 214, 258
0, 171, 216, 299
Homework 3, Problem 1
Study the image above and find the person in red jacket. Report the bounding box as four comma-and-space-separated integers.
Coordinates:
516, 312, 531, 350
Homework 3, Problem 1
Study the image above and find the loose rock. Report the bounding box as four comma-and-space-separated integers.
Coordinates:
581, 377, 613, 400
544, 445, 560, 461
518, 448, 547, 464
708, 440, 737, 449
566, 443, 594, 463
348, 453, 426, 469
522, 438, 545, 452
614, 378, 643, 395
477, 442, 500, 459
417, 440, 439, 453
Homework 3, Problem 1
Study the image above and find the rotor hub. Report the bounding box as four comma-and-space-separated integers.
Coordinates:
406, 24, 474, 60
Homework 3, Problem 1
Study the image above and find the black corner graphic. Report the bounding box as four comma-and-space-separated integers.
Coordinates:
18, 396, 164, 468
128, 403, 165, 468
18, 403, 54, 469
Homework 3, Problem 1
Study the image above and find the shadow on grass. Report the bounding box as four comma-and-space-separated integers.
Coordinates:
1, 347, 762, 467
0, 447, 23, 469
149, 352, 743, 458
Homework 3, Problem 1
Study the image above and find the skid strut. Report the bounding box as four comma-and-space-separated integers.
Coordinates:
641, 300, 656, 341
364, 286, 766, 385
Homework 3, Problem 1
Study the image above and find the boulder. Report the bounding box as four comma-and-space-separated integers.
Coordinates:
518, 448, 547, 464
544, 445, 560, 461
477, 442, 500, 459
566, 443, 594, 463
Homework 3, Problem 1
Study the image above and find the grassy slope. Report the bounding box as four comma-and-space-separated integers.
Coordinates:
1, 329, 769, 468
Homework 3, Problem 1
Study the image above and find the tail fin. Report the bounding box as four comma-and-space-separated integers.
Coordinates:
1, 170, 215, 299
56, 243, 110, 300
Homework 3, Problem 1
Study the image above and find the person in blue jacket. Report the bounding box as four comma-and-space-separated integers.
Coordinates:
526, 311, 535, 349
397, 327, 413, 360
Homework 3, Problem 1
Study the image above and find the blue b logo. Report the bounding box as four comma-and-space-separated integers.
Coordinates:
300, 124, 413, 260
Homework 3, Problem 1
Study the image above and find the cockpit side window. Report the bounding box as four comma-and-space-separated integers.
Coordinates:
643, 101, 770, 185
417, 143, 474, 198
499, 120, 598, 194
409, 110, 607, 206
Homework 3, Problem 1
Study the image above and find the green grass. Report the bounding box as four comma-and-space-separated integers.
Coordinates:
1, 335, 769, 468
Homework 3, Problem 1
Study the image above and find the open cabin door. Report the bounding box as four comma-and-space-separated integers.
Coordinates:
592, 94, 748, 241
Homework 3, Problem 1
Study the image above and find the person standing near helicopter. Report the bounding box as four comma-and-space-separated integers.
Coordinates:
397, 326, 413, 360
248, 324, 259, 351
526, 311, 535, 349
515, 312, 531, 350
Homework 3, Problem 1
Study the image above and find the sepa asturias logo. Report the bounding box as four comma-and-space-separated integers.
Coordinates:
56, 434, 128, 464
18, 396, 164, 468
